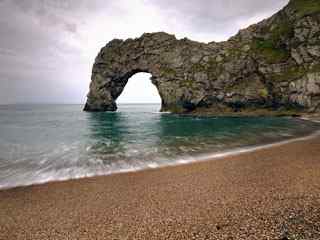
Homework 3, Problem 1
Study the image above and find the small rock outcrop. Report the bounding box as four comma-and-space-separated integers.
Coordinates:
84, 0, 320, 115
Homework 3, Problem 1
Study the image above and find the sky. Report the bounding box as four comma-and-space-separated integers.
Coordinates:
0, 0, 289, 104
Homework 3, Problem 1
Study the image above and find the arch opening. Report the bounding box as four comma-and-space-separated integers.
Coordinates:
116, 72, 161, 107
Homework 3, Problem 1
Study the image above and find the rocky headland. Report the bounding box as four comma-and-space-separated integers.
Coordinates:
84, 0, 320, 116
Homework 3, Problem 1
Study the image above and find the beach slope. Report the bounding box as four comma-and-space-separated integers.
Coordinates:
0, 136, 320, 239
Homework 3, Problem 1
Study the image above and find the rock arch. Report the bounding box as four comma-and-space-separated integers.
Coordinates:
84, 0, 320, 115
84, 33, 206, 113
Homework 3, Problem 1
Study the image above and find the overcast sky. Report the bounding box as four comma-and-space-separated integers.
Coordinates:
0, 0, 289, 104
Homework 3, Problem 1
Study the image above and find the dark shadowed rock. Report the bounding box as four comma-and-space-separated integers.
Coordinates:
84, 0, 320, 115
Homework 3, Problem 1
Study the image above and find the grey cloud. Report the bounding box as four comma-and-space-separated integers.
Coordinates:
9, 0, 80, 34
8, 0, 118, 34
146, 0, 289, 37
0, 0, 93, 104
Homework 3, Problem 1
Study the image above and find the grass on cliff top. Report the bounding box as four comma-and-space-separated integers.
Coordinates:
289, 0, 320, 18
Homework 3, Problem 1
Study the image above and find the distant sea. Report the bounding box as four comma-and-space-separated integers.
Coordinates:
0, 104, 319, 189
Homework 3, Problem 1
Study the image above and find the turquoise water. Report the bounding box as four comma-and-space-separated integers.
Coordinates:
0, 104, 319, 189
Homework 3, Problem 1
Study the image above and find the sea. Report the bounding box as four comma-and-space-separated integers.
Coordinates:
0, 103, 319, 189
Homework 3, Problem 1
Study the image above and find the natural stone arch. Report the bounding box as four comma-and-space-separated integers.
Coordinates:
84, 0, 320, 115
84, 33, 209, 113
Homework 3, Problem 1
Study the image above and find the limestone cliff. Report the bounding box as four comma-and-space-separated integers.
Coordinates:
84, 0, 320, 115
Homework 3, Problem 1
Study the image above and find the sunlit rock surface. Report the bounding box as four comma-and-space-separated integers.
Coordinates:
85, 0, 320, 115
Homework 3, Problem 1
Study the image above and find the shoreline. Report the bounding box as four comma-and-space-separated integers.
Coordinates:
1, 126, 320, 239
1, 125, 319, 192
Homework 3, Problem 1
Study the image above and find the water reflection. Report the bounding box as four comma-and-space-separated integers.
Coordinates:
85, 108, 165, 165
85, 110, 320, 166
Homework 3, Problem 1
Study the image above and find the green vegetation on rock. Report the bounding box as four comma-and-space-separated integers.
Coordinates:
161, 67, 177, 77
259, 88, 269, 98
310, 63, 320, 73
190, 63, 206, 73
289, 0, 320, 18
270, 21, 294, 42
270, 67, 306, 82
206, 57, 221, 78
252, 14, 294, 64
252, 38, 290, 64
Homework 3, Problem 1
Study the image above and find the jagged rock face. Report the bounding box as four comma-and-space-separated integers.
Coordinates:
84, 0, 320, 115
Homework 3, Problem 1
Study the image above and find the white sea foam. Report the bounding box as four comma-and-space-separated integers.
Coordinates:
4, 130, 320, 190
147, 163, 159, 168
0, 129, 317, 191
300, 117, 320, 123
152, 111, 171, 114
182, 129, 320, 164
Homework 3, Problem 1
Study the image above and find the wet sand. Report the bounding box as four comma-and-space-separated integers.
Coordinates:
0, 136, 320, 239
